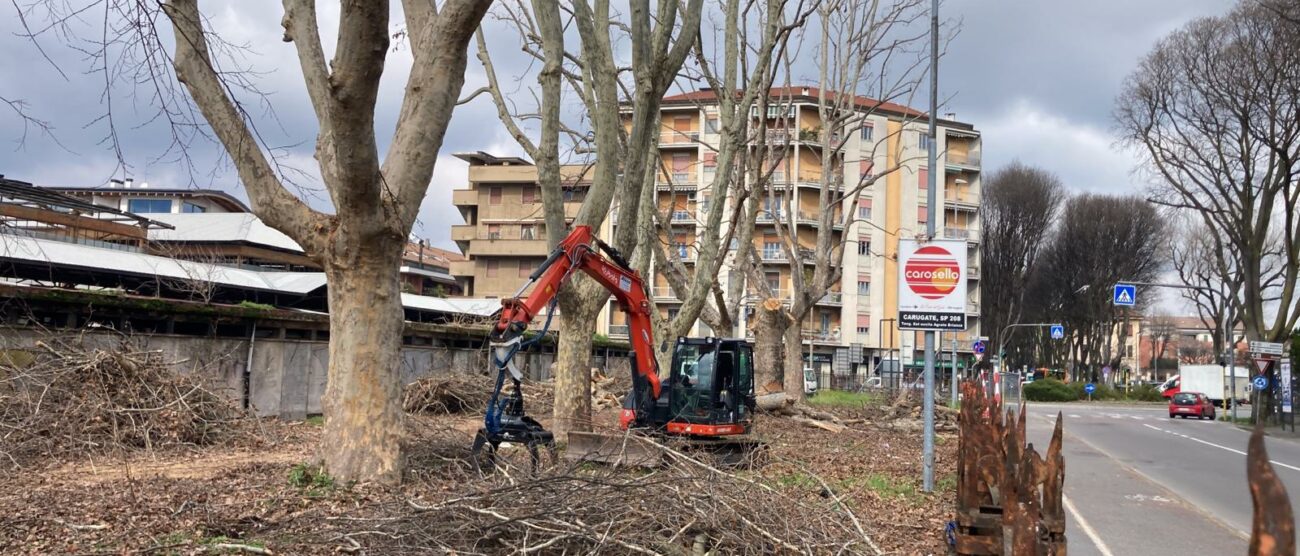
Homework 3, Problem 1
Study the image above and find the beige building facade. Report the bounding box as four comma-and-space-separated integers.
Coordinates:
450, 88, 983, 373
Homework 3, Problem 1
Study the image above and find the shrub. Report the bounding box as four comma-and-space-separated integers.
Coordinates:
1024, 379, 1075, 402
1129, 383, 1164, 402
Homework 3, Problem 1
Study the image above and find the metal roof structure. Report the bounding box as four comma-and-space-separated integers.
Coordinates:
147, 212, 303, 253
0, 176, 174, 230
44, 185, 252, 212
0, 233, 493, 318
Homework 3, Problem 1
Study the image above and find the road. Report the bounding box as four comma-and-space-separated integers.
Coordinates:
1022, 402, 1300, 556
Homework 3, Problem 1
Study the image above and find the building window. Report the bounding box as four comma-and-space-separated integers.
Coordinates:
764, 271, 781, 293
181, 201, 206, 213
860, 124, 873, 141
127, 199, 172, 213
763, 242, 781, 259
859, 159, 874, 181
858, 241, 870, 256
667, 307, 680, 321
857, 326, 871, 335
706, 117, 720, 134
489, 186, 503, 205
917, 206, 928, 224
522, 186, 538, 204
487, 224, 502, 240
820, 311, 831, 333
858, 205, 871, 220
485, 260, 499, 278
918, 168, 929, 192
671, 153, 691, 182
857, 281, 870, 296
520, 224, 537, 240
919, 132, 932, 150
518, 260, 532, 278
562, 187, 584, 202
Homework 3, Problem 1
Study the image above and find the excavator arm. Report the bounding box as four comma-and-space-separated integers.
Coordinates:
484, 225, 661, 439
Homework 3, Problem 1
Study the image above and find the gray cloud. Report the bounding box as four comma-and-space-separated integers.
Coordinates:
0, 0, 1234, 261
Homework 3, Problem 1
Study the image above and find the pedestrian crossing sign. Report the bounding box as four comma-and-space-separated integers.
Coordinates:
1113, 284, 1136, 306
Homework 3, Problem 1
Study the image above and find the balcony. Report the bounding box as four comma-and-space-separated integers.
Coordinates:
670, 210, 696, 225
943, 227, 980, 243
451, 189, 478, 206
608, 325, 630, 338
946, 151, 982, 172
944, 193, 979, 211
816, 292, 843, 306
755, 211, 787, 224
800, 329, 841, 343
651, 286, 681, 302
660, 131, 700, 147
759, 249, 788, 262
450, 225, 476, 242
669, 244, 697, 262
466, 238, 550, 256
763, 129, 793, 144
797, 211, 845, 230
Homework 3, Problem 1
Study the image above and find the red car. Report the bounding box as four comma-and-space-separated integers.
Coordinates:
1169, 392, 1216, 420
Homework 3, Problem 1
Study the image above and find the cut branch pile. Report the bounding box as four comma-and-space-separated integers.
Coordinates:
396, 443, 879, 555
0, 340, 247, 468
402, 373, 490, 414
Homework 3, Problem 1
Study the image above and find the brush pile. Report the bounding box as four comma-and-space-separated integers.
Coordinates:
394, 439, 880, 554
402, 373, 490, 414
0, 340, 246, 468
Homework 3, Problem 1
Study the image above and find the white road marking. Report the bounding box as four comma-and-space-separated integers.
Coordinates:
1142, 423, 1300, 473
1069, 414, 1081, 418
1064, 495, 1117, 556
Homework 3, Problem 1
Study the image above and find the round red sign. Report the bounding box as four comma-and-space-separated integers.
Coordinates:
904, 245, 960, 300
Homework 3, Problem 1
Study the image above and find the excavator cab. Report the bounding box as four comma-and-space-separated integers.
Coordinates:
660, 337, 755, 435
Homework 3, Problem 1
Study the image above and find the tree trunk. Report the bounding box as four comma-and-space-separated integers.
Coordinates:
320, 250, 406, 484
783, 322, 807, 402
752, 301, 788, 394
553, 292, 599, 441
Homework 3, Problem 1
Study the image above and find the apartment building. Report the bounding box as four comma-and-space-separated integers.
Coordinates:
450, 87, 983, 375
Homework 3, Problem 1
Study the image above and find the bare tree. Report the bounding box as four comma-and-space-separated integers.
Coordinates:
979, 162, 1065, 362
13, 0, 494, 483
735, 0, 934, 399
1116, 0, 1300, 343
1025, 195, 1166, 381
475, 0, 704, 439
1145, 313, 1179, 379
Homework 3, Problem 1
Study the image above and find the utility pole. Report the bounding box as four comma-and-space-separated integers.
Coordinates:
950, 336, 959, 406
921, 0, 939, 494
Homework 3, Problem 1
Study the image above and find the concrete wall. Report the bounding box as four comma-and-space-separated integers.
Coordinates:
0, 329, 571, 420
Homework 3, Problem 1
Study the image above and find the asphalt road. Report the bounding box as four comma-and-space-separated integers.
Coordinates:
1022, 402, 1300, 556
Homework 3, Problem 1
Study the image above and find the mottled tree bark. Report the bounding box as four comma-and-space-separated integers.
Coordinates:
752, 301, 788, 393
320, 244, 405, 483
782, 321, 806, 401
552, 291, 598, 440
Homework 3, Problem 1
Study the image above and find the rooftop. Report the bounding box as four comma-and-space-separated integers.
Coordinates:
659, 86, 977, 130
46, 184, 252, 212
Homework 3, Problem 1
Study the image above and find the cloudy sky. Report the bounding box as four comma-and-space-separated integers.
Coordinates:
0, 0, 1228, 259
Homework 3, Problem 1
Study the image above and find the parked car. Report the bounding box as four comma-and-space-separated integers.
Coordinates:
1169, 392, 1216, 420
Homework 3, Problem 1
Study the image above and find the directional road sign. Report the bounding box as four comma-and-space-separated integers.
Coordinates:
1249, 341, 1285, 357
1084, 383, 1096, 395
1113, 283, 1136, 307
972, 340, 987, 354
1050, 324, 1065, 340
1253, 376, 1269, 390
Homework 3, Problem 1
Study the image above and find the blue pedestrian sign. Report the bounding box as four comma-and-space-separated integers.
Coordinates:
1113, 283, 1136, 307
1253, 376, 1269, 390
1050, 324, 1065, 340
973, 340, 986, 355
1084, 383, 1096, 395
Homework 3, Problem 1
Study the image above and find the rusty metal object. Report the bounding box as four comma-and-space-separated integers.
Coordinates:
1248, 426, 1295, 556
954, 381, 1066, 555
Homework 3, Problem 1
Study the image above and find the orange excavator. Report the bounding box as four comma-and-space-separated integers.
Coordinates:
472, 225, 758, 468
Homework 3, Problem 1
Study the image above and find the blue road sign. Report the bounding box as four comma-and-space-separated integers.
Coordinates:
1113, 283, 1136, 306
1050, 324, 1065, 340
1253, 376, 1269, 390
1084, 383, 1096, 394
973, 340, 986, 355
